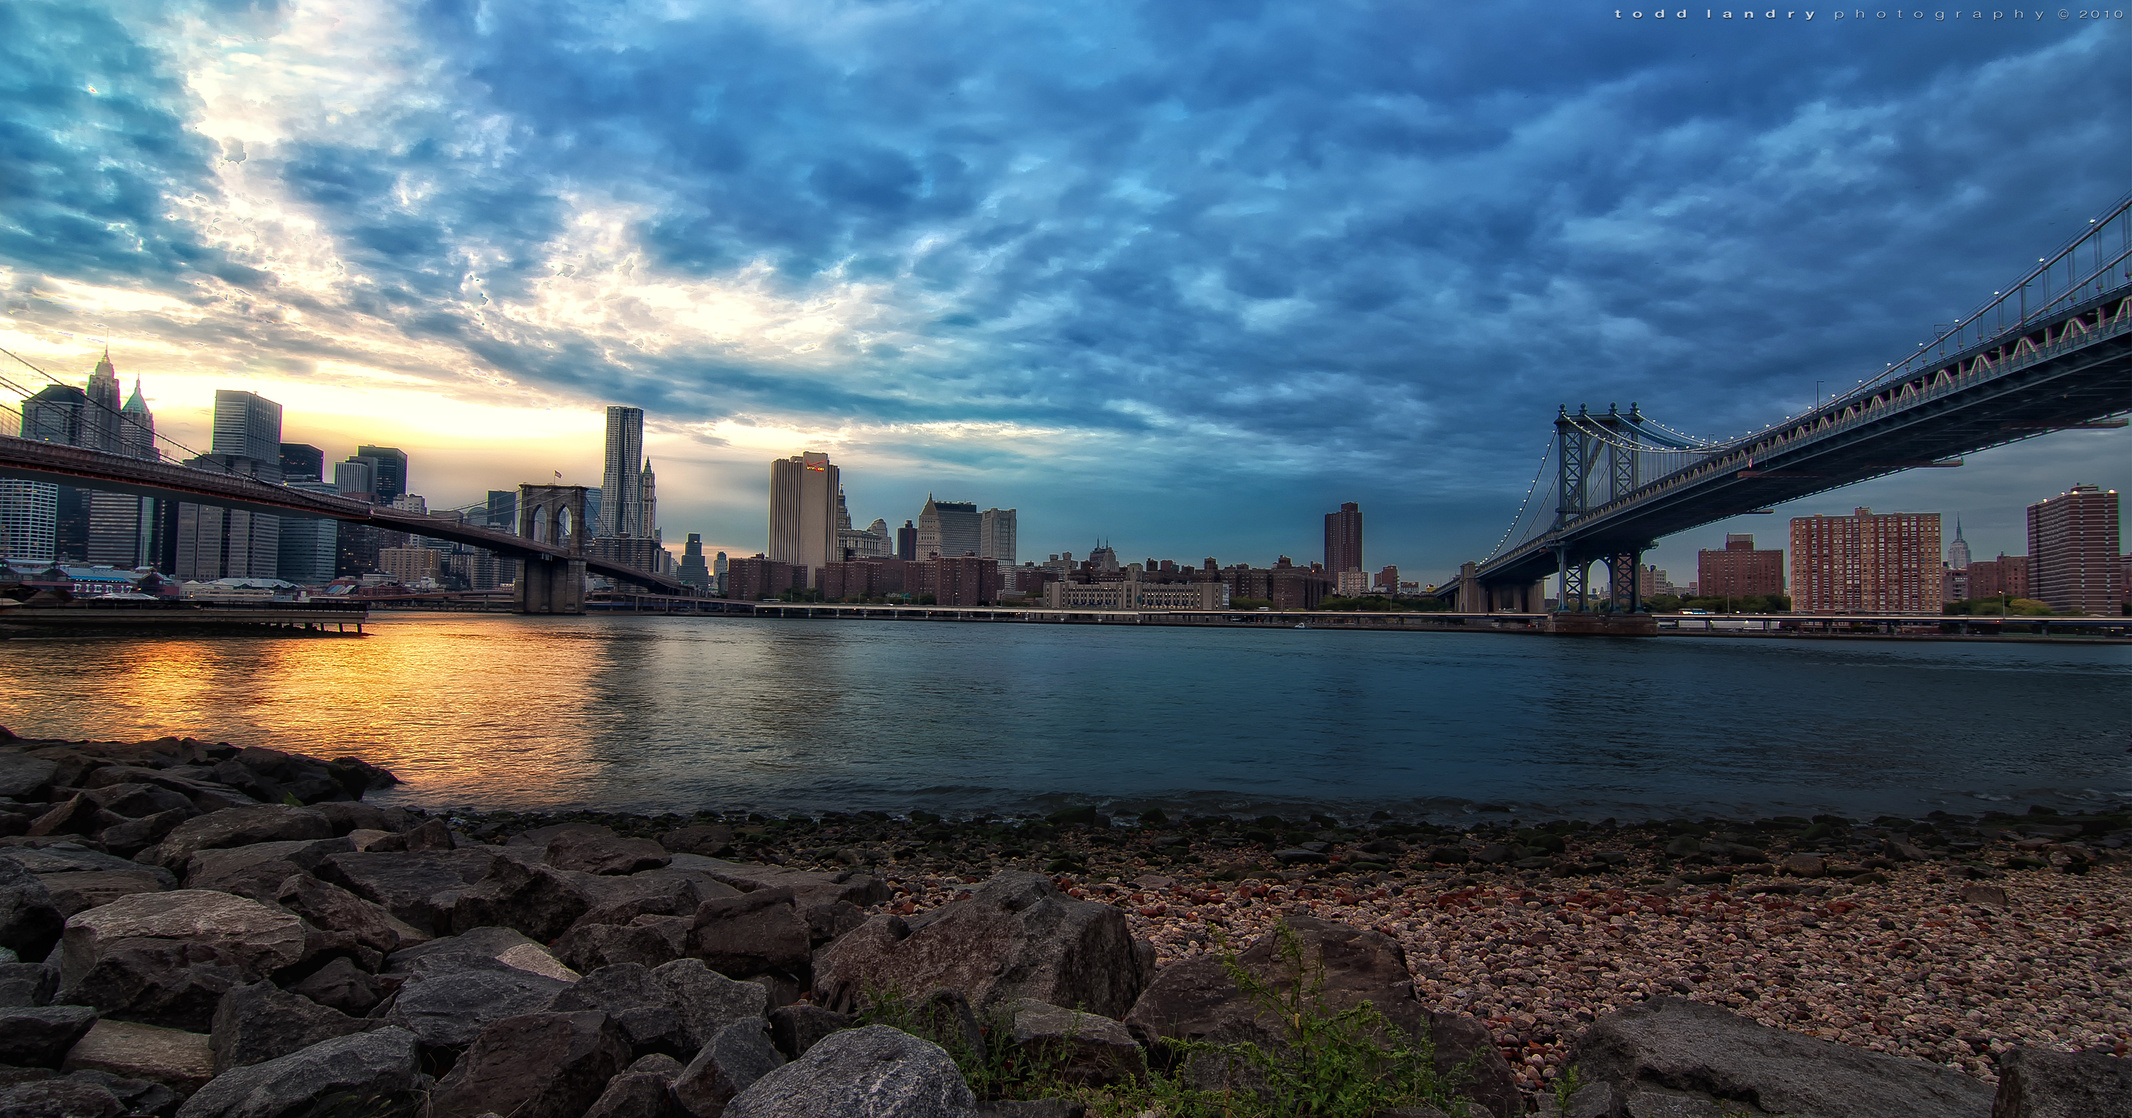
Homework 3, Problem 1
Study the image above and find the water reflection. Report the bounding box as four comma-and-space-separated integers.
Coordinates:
0, 613, 2125, 819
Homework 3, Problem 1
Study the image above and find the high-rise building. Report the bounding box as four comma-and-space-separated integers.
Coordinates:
896, 520, 917, 561
335, 458, 378, 501
1325, 502, 1362, 574
279, 443, 326, 481
1947, 520, 1971, 571
599, 407, 646, 538
83, 351, 122, 453
915, 496, 981, 559
770, 452, 839, 574
354, 446, 407, 504
486, 490, 518, 532
119, 377, 156, 460
277, 480, 341, 584
1697, 533, 1785, 599
979, 508, 1017, 566
1789, 508, 1941, 614
1965, 554, 2029, 600
639, 459, 659, 543
2026, 485, 2122, 614
174, 455, 282, 579
212, 391, 283, 462
678, 534, 711, 588
4, 385, 88, 562
1374, 565, 1400, 593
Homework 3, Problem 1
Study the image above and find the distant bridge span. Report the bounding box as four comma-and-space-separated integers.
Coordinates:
0, 435, 688, 598
1449, 193, 2132, 613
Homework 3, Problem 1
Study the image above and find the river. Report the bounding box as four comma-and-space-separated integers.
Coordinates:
2, 613, 2126, 821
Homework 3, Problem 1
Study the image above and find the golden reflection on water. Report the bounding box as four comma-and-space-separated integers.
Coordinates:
0, 616, 615, 807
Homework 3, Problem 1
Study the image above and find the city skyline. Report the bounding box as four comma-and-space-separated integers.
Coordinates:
0, 6, 2123, 584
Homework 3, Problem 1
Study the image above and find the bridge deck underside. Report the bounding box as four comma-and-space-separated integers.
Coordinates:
1479, 299, 2132, 587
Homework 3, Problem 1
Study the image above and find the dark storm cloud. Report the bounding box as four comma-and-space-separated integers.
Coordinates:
2, 0, 2125, 569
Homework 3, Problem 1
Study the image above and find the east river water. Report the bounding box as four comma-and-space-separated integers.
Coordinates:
2, 614, 2127, 821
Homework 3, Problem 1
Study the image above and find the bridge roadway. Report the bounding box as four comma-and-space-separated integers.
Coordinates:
1472, 286, 2132, 591
0, 436, 688, 594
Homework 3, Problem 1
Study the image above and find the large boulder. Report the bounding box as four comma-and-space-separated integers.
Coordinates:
209, 981, 370, 1073
1124, 917, 1516, 1118
1992, 1047, 2132, 1118
1569, 997, 1997, 1118
144, 806, 332, 869
171, 1027, 428, 1118
0, 753, 60, 798
553, 915, 692, 973
0, 857, 63, 962
1004, 1001, 1141, 1087
813, 872, 1152, 1020
444, 857, 595, 943
182, 838, 350, 890
428, 1011, 633, 1118
671, 1018, 786, 1117
691, 889, 812, 979
314, 849, 503, 933
83, 782, 195, 820
542, 825, 674, 876
584, 1069, 691, 1118
768, 1004, 852, 1060
0, 1004, 98, 1067
0, 1076, 127, 1118
377, 952, 572, 1051
723, 1025, 979, 1118
550, 963, 696, 1056
57, 891, 307, 1031
0, 960, 57, 1007
287, 956, 381, 1016
383, 925, 576, 982
675, 857, 890, 909
60, 1018, 215, 1094
36, 869, 171, 918
274, 875, 413, 955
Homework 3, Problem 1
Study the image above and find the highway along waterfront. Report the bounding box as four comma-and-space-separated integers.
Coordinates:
1, 612, 2125, 821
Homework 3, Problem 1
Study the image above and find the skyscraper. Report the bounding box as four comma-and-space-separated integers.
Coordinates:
897, 520, 917, 561
88, 371, 160, 567
83, 350, 122, 453
487, 490, 519, 531
354, 446, 407, 504
9, 385, 88, 561
335, 458, 378, 501
599, 406, 645, 538
1325, 502, 1363, 574
2027, 485, 2122, 614
1789, 508, 1941, 614
213, 391, 283, 463
770, 451, 839, 575
279, 444, 326, 481
638, 459, 658, 542
915, 496, 980, 559
979, 508, 1017, 566
678, 533, 710, 588
1947, 520, 1971, 571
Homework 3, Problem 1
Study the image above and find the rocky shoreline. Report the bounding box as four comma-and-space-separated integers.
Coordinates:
0, 729, 2126, 1117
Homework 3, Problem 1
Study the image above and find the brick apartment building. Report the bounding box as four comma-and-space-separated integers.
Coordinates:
1696, 533, 1785, 599
1789, 508, 1942, 614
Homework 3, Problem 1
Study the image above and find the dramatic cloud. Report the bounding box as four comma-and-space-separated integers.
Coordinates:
1, 0, 2125, 573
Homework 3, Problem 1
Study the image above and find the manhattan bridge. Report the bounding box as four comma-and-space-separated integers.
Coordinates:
1438, 190, 2132, 618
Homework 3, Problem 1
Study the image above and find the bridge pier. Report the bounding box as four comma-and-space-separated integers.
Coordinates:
515, 484, 589, 616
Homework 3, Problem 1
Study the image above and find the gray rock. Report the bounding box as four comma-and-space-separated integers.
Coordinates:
183, 838, 350, 889
313, 802, 391, 835
209, 981, 369, 1074
654, 959, 769, 1047
382, 925, 540, 972
690, 888, 811, 980
671, 1018, 785, 1117
0, 859, 61, 963
0, 1076, 125, 1118
428, 1011, 633, 1118
93, 809, 192, 858
584, 1071, 689, 1118
379, 952, 571, 1051
672, 857, 890, 910
544, 826, 674, 876
723, 1025, 978, 1118
572, 872, 727, 929
57, 1069, 181, 1118
0, 961, 56, 1007
551, 963, 695, 1056
171, 1026, 428, 1118
83, 783, 194, 820
554, 916, 692, 973
768, 1004, 851, 1059
57, 891, 308, 1032
35, 869, 170, 918
445, 857, 595, 943
1569, 996, 1996, 1118
802, 901, 867, 946
1005, 1000, 1141, 1086
275, 875, 409, 955
23, 795, 113, 838
10, 844, 179, 882
145, 807, 332, 869
813, 871, 1152, 1020
287, 955, 381, 1016
0, 755, 59, 799
0, 1005, 98, 1067
58, 1018, 214, 1094
1992, 1046, 2132, 1118
315, 848, 502, 933
632, 1052, 687, 1078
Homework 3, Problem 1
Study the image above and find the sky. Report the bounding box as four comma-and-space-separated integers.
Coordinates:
1, 0, 2126, 583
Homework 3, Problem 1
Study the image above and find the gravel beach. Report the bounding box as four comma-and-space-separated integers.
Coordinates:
436, 802, 2132, 1096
